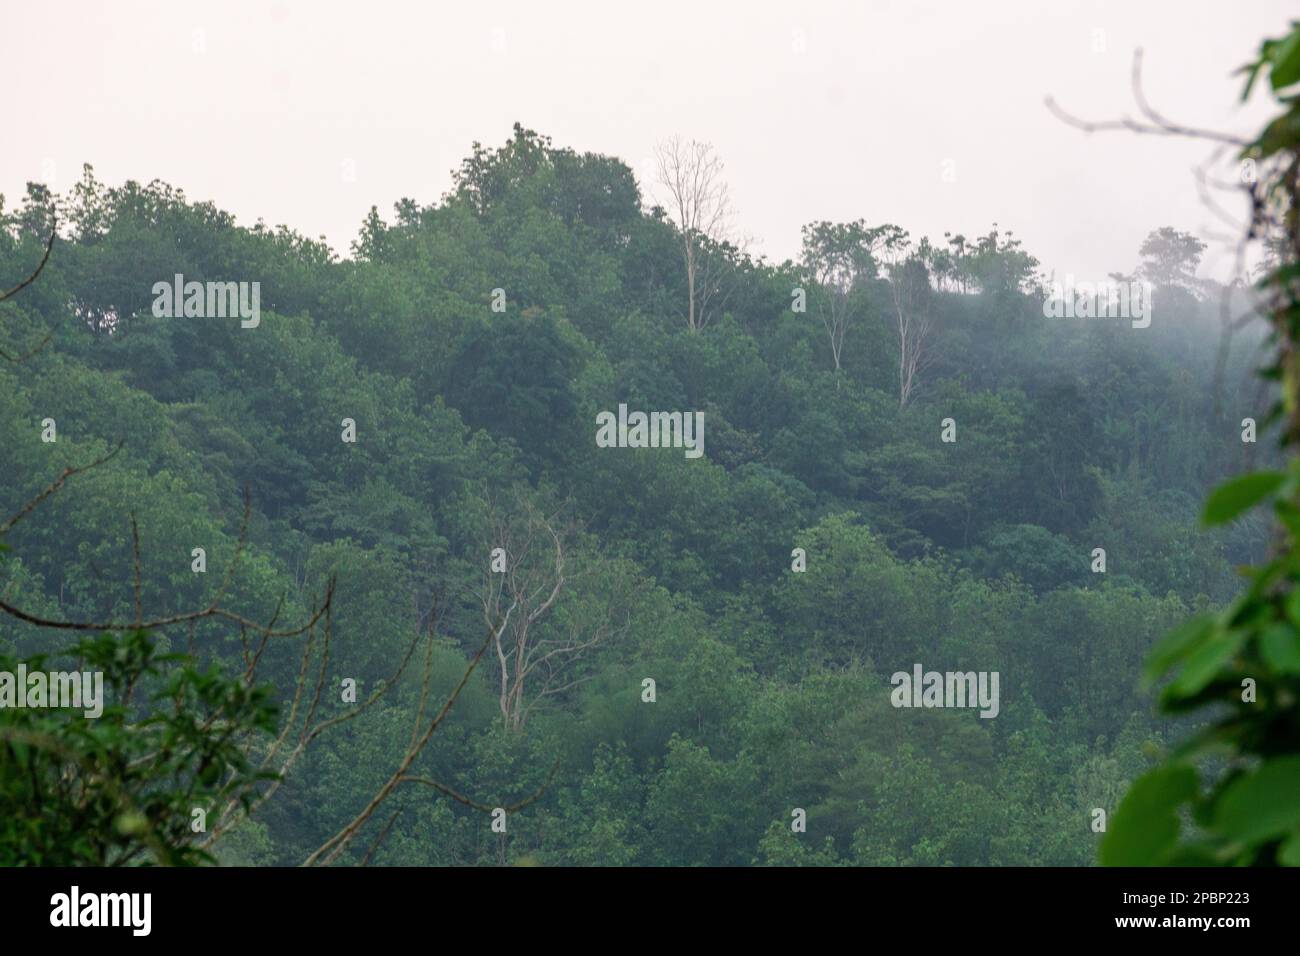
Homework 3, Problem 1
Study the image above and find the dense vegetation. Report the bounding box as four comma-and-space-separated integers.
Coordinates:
0, 121, 1276, 864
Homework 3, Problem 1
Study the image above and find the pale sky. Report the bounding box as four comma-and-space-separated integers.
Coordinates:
3, 1, 1292, 281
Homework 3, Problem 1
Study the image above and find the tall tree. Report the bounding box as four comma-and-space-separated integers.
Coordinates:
799, 220, 887, 377
1138, 225, 1207, 292
879, 227, 936, 409
653, 136, 734, 331
478, 498, 634, 731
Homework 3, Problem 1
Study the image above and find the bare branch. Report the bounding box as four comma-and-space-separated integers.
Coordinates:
131, 514, 143, 628
399, 758, 559, 814
0, 441, 124, 536
1045, 49, 1247, 148
0, 576, 336, 637
0, 217, 59, 364
301, 607, 509, 867
0, 218, 57, 303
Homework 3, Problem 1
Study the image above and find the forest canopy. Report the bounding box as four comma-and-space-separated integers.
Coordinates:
0, 125, 1274, 865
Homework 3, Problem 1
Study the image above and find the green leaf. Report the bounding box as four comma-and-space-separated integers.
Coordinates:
1279, 830, 1300, 867
1214, 757, 1300, 844
1276, 499, 1300, 538
1144, 614, 1218, 684
1260, 623, 1300, 675
1269, 28, 1300, 91
1240, 58, 1266, 101
1203, 471, 1286, 526
1100, 764, 1198, 867
115, 812, 149, 836
1167, 630, 1246, 699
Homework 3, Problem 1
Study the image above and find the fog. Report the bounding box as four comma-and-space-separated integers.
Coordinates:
3, 0, 1292, 281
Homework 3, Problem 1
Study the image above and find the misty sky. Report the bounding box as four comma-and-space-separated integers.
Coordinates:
3, 1, 1292, 282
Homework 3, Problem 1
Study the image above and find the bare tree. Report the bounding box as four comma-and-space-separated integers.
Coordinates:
879, 228, 938, 409
654, 136, 735, 331
479, 497, 632, 731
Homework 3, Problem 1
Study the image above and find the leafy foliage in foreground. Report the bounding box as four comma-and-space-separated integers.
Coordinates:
0, 625, 276, 866
1102, 24, 1300, 866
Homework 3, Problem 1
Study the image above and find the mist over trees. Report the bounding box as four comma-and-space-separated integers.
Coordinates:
0, 118, 1276, 865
